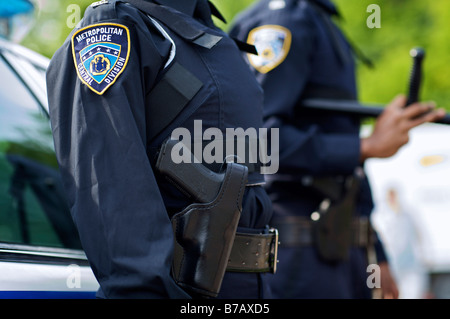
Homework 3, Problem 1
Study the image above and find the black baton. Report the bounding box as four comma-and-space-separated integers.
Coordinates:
406, 47, 425, 106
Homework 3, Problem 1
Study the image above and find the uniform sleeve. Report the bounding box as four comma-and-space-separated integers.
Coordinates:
231, 7, 360, 175
46, 14, 190, 298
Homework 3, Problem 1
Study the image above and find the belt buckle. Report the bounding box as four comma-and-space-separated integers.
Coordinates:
269, 228, 280, 274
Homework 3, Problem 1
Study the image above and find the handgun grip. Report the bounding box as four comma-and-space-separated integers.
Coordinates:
156, 139, 223, 203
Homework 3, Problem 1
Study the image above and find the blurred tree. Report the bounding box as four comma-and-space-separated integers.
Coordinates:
18, 0, 450, 111
334, 0, 450, 109
21, 0, 92, 58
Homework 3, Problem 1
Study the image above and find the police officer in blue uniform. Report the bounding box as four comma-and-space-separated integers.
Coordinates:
46, 0, 277, 299
230, 0, 445, 298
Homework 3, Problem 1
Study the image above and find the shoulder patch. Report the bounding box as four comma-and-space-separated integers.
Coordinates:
71, 23, 130, 95
246, 25, 292, 74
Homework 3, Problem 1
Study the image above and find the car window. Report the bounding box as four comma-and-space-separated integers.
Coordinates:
0, 55, 82, 250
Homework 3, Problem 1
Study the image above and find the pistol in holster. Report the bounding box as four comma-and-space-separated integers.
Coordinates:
309, 167, 364, 263
155, 139, 248, 298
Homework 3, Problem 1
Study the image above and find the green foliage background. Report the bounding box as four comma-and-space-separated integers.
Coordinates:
20, 0, 450, 110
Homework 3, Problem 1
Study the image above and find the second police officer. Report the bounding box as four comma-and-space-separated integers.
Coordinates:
230, 0, 445, 298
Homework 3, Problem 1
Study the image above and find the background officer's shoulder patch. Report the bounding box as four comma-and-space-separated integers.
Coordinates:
246, 25, 292, 74
71, 23, 130, 95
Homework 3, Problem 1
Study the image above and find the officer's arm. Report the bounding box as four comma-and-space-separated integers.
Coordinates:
46, 5, 189, 299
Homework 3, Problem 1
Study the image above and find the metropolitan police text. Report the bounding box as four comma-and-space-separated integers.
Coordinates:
75, 26, 124, 45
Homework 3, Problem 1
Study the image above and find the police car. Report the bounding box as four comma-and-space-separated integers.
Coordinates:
365, 123, 450, 299
0, 31, 99, 299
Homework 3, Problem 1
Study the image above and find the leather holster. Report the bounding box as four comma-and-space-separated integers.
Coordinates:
170, 162, 248, 298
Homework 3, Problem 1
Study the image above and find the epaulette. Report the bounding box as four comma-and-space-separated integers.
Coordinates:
90, 0, 111, 8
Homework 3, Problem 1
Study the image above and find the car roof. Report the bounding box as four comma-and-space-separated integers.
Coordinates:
0, 36, 49, 69
0, 36, 50, 113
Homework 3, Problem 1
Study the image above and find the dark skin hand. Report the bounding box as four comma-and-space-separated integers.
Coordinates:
360, 94, 446, 162
379, 261, 400, 299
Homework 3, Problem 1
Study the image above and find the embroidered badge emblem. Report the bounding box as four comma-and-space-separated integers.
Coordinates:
72, 23, 130, 95
246, 25, 292, 74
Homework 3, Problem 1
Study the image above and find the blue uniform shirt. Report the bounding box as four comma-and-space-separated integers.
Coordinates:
230, 0, 388, 298
47, 0, 273, 299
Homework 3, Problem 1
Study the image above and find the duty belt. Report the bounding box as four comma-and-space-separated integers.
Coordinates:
272, 216, 375, 248
227, 228, 279, 274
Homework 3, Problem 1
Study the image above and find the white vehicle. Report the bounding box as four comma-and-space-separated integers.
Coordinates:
0, 35, 99, 298
365, 123, 450, 299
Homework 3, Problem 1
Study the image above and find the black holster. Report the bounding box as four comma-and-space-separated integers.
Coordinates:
170, 163, 248, 298
311, 168, 364, 263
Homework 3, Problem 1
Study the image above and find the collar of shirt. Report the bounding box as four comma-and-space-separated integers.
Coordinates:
309, 0, 340, 17
152, 0, 221, 28
153, 0, 198, 17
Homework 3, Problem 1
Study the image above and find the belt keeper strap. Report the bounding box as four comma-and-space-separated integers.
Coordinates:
227, 228, 279, 274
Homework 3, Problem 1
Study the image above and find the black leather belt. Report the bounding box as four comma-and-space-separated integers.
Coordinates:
272, 216, 375, 248
226, 228, 279, 274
